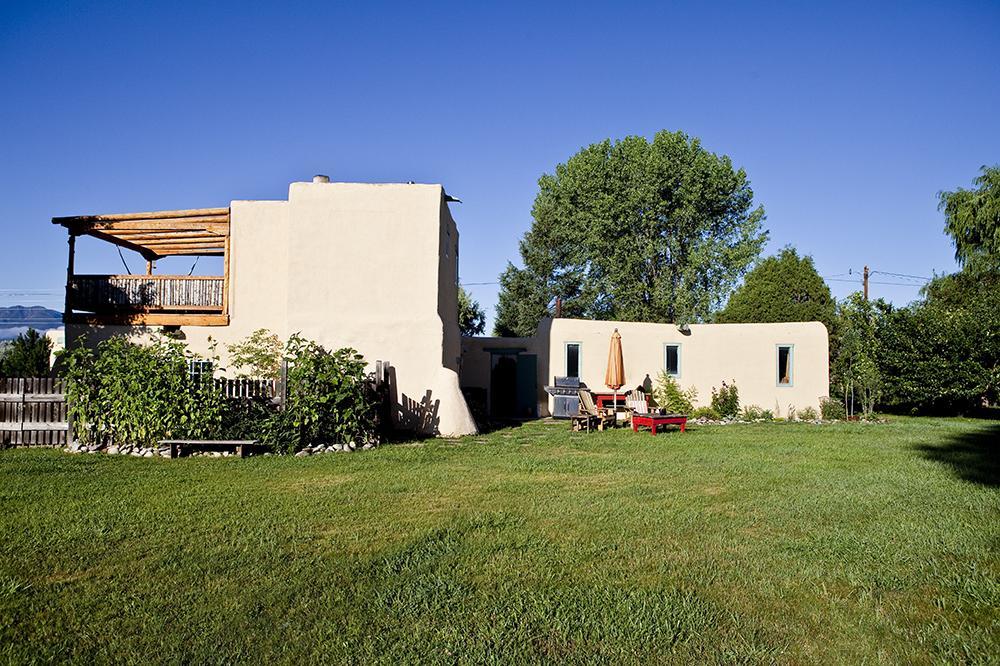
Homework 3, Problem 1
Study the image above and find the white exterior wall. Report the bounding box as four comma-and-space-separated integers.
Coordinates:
546, 318, 829, 417
66, 180, 477, 437
283, 181, 475, 437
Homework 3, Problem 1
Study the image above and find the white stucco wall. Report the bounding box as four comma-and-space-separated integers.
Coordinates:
461, 318, 830, 418
546, 318, 829, 417
65, 180, 477, 437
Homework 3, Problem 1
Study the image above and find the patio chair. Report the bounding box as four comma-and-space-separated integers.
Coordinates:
572, 390, 615, 432
624, 397, 650, 425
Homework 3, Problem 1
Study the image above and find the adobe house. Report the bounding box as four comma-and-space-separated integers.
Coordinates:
54, 176, 478, 437
54, 174, 830, 434
461, 318, 829, 420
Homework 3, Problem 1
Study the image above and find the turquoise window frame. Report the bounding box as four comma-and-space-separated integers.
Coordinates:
776, 344, 794, 387
663, 343, 681, 378
565, 341, 582, 378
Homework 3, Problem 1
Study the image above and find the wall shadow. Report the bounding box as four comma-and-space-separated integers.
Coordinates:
385, 365, 441, 436
913, 422, 1000, 487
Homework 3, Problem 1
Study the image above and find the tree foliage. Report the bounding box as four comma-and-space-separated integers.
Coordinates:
227, 328, 283, 379
457, 286, 486, 337
876, 272, 1000, 414
0, 328, 52, 377
831, 294, 884, 418
939, 165, 1000, 272
716, 247, 835, 331
494, 130, 768, 336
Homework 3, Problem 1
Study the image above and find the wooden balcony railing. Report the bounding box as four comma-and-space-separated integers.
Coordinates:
68, 275, 226, 323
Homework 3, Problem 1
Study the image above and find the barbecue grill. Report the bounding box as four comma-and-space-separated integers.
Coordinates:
544, 376, 584, 418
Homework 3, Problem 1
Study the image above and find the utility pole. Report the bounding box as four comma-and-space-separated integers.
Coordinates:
863, 265, 869, 300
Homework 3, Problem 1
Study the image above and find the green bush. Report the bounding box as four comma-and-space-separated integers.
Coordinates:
711, 381, 740, 419
798, 406, 818, 421
279, 335, 377, 453
820, 397, 846, 420
61, 335, 225, 447
690, 406, 721, 420
741, 405, 773, 421
652, 371, 697, 414
226, 329, 283, 379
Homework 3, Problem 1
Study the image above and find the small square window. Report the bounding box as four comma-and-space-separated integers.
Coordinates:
664, 344, 680, 377
188, 360, 214, 386
777, 345, 793, 386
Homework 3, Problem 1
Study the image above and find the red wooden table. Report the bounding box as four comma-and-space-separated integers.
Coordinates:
631, 413, 687, 435
594, 393, 648, 410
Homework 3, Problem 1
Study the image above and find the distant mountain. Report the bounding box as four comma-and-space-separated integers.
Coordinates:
0, 306, 63, 340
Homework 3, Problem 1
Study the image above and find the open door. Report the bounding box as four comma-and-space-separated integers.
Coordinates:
516, 354, 538, 418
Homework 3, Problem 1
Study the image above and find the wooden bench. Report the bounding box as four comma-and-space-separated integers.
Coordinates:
159, 439, 264, 458
631, 413, 688, 435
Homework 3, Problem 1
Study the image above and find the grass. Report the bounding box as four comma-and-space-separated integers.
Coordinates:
1, 417, 997, 664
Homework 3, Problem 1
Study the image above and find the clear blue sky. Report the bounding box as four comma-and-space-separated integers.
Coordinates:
2, 0, 998, 329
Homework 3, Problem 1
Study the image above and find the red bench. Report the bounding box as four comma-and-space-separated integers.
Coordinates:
631, 413, 687, 435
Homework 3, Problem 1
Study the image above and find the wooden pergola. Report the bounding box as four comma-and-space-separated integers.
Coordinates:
52, 208, 231, 326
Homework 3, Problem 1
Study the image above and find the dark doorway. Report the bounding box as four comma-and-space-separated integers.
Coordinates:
490, 354, 518, 418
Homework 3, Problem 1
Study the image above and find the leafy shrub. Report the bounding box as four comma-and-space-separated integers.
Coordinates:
0, 328, 52, 377
653, 371, 697, 414
711, 381, 740, 419
220, 396, 276, 441
61, 335, 225, 447
820, 397, 846, 420
227, 329, 283, 379
741, 405, 773, 421
691, 406, 721, 420
798, 406, 818, 421
279, 335, 377, 453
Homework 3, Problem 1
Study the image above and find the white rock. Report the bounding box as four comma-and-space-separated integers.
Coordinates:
362, 443, 374, 450
294, 450, 311, 457
142, 450, 153, 457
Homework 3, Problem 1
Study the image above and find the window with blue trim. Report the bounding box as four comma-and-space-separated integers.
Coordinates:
664, 344, 680, 377
777, 345, 793, 385
566, 343, 580, 378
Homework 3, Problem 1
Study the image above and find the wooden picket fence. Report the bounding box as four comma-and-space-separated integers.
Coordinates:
0, 378, 69, 447
215, 377, 279, 401
1, 361, 391, 448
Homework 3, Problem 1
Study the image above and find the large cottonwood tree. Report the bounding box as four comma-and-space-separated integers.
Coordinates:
494, 130, 767, 336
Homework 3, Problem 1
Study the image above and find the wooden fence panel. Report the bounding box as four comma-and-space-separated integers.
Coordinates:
216, 378, 277, 400
0, 377, 68, 447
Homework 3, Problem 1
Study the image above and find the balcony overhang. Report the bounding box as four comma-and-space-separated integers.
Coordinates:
54, 207, 231, 327
52, 207, 229, 260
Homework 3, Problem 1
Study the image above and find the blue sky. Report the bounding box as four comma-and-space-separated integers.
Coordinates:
1, 1, 998, 330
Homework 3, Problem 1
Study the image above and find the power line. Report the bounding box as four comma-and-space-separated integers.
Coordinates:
870, 270, 931, 282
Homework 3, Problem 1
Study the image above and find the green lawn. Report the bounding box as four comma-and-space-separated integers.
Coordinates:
1, 418, 997, 664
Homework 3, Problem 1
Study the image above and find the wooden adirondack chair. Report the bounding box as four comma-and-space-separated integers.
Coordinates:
572, 390, 615, 432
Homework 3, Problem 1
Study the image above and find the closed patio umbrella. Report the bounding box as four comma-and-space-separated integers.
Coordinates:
605, 328, 625, 413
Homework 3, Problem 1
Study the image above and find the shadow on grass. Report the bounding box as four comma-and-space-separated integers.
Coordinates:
381, 420, 525, 445
915, 422, 1000, 487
